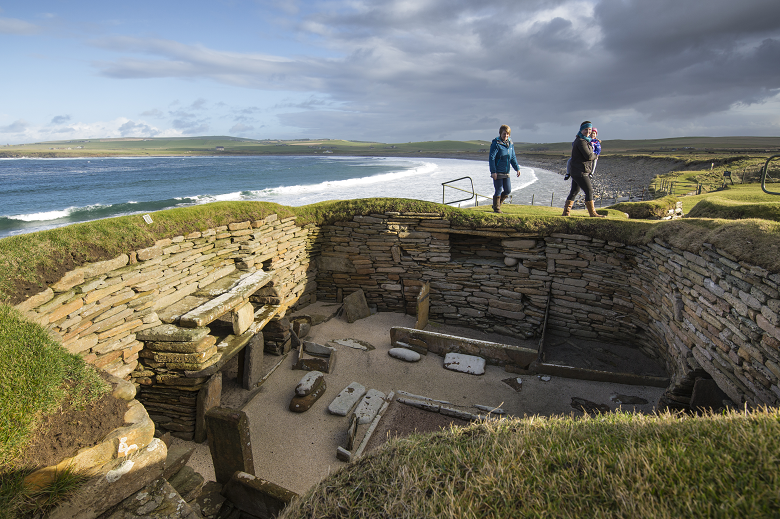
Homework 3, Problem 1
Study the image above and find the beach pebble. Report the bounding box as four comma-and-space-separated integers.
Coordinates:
539, 375, 551, 382
388, 347, 421, 362
443, 352, 486, 375
295, 371, 324, 396
328, 382, 367, 416
353, 389, 386, 425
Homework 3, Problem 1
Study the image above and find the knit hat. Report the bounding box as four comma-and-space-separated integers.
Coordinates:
592, 128, 598, 135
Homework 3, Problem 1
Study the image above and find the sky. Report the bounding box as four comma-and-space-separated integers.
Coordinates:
2, 0, 780, 145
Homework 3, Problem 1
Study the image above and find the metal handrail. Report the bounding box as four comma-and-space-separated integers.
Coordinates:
761, 154, 780, 195
442, 176, 477, 205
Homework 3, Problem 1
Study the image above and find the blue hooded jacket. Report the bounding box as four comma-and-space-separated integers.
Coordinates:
489, 137, 519, 177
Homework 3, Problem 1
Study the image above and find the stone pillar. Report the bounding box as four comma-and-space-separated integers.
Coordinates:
205, 407, 255, 484
238, 331, 264, 390
194, 373, 222, 443
415, 281, 430, 330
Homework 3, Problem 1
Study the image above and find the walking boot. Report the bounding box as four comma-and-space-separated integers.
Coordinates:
492, 196, 501, 213
562, 200, 575, 216
585, 200, 605, 217
499, 194, 509, 208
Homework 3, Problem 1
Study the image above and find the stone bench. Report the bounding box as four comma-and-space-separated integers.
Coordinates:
137, 269, 290, 441
157, 270, 273, 335
180, 270, 273, 331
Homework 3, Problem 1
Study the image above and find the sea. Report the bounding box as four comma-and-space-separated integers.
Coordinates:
0, 155, 567, 239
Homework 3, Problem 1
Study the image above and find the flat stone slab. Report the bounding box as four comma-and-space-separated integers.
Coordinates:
137, 324, 211, 343
296, 371, 325, 397
222, 471, 297, 519
146, 335, 217, 354
328, 382, 367, 416
157, 295, 209, 324
391, 326, 537, 369
343, 289, 371, 323
194, 271, 245, 298
353, 389, 386, 425
443, 352, 486, 375
180, 270, 273, 328
388, 347, 421, 362
184, 322, 261, 378
332, 338, 375, 351
304, 341, 335, 357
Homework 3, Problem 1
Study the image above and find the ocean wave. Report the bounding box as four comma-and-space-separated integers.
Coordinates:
1, 198, 200, 228
246, 161, 439, 199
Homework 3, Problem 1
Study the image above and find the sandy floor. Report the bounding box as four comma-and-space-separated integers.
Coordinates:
176, 303, 665, 496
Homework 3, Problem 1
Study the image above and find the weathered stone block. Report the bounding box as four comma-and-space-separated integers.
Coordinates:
238, 331, 265, 390
221, 471, 298, 519
205, 407, 254, 484
232, 301, 254, 335
290, 380, 326, 412
343, 289, 371, 323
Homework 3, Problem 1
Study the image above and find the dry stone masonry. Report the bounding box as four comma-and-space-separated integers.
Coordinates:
14, 210, 780, 439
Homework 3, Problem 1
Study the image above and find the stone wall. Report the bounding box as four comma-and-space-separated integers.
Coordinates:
13, 209, 780, 413
315, 212, 780, 409
15, 214, 319, 384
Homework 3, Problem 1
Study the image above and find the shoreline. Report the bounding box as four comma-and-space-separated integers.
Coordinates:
2, 150, 679, 201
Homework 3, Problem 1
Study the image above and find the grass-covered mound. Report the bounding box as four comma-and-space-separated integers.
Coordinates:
281, 409, 780, 519
0, 304, 109, 517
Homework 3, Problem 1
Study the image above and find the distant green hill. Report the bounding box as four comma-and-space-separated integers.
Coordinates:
2, 136, 778, 159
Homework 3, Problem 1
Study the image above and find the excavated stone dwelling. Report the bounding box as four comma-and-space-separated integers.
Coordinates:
15, 210, 780, 442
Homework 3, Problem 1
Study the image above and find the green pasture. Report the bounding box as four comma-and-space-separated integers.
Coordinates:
3, 136, 779, 161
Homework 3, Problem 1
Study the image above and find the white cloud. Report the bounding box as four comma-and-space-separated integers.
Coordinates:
0, 16, 40, 34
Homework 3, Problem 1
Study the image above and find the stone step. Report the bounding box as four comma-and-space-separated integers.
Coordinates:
101, 476, 201, 519
168, 465, 205, 502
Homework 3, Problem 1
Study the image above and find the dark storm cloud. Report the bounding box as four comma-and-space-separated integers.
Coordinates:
88, 0, 780, 140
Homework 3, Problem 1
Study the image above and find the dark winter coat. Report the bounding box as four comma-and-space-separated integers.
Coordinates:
570, 136, 598, 176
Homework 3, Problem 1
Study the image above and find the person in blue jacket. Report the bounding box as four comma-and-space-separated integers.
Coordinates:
489, 124, 521, 213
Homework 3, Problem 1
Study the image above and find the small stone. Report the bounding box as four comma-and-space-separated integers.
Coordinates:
539, 375, 551, 382
303, 341, 335, 357
290, 380, 327, 413
336, 447, 352, 462
295, 371, 325, 397
443, 352, 486, 375
332, 338, 375, 351
328, 382, 367, 416
610, 393, 648, 405
388, 347, 421, 362
290, 316, 312, 339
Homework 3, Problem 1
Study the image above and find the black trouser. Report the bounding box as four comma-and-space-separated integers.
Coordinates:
566, 171, 594, 202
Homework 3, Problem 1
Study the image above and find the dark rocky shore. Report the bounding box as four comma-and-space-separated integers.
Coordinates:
517, 154, 684, 201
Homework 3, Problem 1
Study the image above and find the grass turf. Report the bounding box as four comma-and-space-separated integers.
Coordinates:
0, 304, 108, 518
280, 409, 780, 519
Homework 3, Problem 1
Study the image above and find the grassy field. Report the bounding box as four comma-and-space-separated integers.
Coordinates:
3, 135, 779, 162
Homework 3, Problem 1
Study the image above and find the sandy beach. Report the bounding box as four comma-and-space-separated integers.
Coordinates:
408, 151, 683, 200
